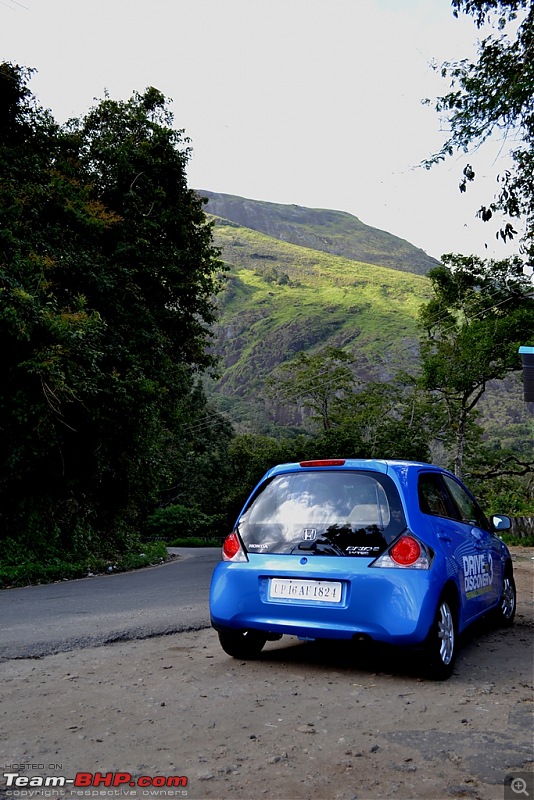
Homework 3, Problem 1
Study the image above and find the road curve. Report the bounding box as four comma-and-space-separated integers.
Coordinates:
0, 547, 220, 661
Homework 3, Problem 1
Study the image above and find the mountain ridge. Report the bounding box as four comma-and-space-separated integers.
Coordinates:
198, 190, 440, 276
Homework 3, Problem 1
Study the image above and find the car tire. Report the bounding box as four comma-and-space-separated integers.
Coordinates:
495, 569, 516, 627
218, 629, 267, 659
423, 595, 457, 681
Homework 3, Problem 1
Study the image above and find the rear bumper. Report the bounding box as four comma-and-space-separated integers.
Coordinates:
209, 554, 440, 646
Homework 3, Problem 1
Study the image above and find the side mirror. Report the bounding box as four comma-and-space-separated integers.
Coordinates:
492, 515, 511, 531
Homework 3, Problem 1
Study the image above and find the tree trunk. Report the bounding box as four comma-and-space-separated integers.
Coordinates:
454, 405, 467, 480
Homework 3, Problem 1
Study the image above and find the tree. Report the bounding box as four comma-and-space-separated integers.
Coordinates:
418, 253, 534, 478
424, 0, 534, 261
266, 347, 356, 432
326, 379, 436, 463
0, 63, 224, 561
0, 63, 109, 556
265, 345, 436, 463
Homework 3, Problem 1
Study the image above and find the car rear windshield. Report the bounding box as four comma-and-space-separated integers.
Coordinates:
237, 470, 406, 556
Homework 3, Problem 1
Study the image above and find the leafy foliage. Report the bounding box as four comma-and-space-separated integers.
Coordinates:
0, 63, 225, 564
425, 0, 534, 260
264, 347, 437, 462
326, 379, 436, 463
417, 254, 534, 477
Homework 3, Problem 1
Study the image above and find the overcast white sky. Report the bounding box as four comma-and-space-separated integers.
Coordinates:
1, 0, 524, 261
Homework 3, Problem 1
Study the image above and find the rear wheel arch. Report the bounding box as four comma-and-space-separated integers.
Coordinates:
503, 557, 514, 578
439, 580, 460, 625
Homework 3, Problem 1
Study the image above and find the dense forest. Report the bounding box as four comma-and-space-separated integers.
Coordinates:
1, 0, 533, 586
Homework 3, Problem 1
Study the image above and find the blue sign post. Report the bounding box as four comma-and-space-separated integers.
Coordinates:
519, 346, 534, 402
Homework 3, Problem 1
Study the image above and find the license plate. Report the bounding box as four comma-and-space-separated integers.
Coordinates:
268, 578, 342, 603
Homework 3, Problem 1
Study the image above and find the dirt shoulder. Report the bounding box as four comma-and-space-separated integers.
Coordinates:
1, 548, 532, 800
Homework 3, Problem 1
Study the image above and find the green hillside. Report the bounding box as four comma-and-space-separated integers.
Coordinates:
203, 197, 531, 457
208, 218, 431, 429
199, 190, 440, 276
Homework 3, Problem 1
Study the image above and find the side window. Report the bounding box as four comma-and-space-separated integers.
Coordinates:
418, 473, 457, 519
442, 475, 489, 530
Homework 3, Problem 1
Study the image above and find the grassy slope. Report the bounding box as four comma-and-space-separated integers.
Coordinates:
209, 219, 431, 427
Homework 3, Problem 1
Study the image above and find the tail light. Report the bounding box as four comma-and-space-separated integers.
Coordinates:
371, 534, 432, 570
222, 531, 248, 562
390, 536, 421, 565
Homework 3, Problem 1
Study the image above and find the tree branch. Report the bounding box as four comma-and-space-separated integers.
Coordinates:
471, 455, 534, 479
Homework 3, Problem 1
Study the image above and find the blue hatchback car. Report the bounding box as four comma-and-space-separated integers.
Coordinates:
209, 459, 516, 679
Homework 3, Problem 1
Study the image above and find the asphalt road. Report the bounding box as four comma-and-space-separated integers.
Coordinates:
0, 547, 220, 661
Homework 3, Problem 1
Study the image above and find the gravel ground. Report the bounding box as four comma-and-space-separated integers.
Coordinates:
1, 548, 532, 800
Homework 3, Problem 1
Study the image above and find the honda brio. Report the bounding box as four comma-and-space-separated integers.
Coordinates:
209, 459, 516, 679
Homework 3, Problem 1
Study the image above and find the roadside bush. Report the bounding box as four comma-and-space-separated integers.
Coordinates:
0, 540, 169, 589
144, 504, 225, 542
500, 532, 534, 547
0, 559, 88, 589
118, 541, 168, 570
